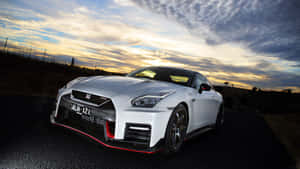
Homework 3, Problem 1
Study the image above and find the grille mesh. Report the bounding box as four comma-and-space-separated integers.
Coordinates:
72, 90, 109, 105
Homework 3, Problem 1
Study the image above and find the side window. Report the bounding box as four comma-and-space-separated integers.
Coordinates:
194, 74, 206, 89
198, 74, 207, 82
199, 74, 214, 90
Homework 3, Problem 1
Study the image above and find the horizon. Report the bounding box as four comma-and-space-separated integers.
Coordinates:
1, 0, 300, 92
2, 49, 298, 93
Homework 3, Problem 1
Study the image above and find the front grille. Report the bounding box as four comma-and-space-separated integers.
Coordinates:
59, 95, 115, 121
56, 106, 106, 140
56, 94, 117, 141
72, 90, 109, 105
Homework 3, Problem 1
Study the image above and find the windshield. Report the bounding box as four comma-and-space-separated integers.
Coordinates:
128, 67, 194, 87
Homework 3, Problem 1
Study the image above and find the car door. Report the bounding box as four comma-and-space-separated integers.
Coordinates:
206, 88, 220, 124
192, 74, 217, 129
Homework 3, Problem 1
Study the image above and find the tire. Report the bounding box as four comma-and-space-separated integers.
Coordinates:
213, 104, 224, 133
163, 104, 188, 154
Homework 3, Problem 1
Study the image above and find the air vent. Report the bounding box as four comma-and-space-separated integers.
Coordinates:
125, 123, 151, 145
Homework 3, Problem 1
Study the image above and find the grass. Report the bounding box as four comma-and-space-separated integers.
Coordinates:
264, 113, 300, 169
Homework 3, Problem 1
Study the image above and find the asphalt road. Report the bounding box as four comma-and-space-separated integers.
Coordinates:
0, 95, 296, 169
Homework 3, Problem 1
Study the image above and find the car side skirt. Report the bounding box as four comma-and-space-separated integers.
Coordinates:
184, 125, 213, 141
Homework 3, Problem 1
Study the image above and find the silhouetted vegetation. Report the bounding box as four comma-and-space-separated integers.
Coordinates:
214, 85, 300, 114
224, 81, 229, 86
0, 50, 124, 97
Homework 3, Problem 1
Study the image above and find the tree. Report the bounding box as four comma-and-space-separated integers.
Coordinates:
252, 87, 257, 92
282, 89, 292, 94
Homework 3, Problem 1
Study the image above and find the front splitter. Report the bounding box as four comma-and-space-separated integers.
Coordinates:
52, 121, 162, 154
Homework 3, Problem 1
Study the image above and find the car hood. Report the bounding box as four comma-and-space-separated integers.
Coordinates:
71, 76, 183, 98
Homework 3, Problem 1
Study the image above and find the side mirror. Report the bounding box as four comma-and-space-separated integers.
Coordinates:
199, 83, 211, 93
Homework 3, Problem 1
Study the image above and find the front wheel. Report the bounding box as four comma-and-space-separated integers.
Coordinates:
163, 104, 188, 154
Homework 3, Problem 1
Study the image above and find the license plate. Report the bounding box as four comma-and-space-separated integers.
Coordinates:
71, 103, 91, 116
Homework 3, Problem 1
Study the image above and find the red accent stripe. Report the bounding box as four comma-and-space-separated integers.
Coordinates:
105, 121, 115, 139
53, 122, 159, 154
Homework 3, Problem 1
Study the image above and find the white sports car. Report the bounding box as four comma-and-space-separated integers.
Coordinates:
50, 66, 224, 154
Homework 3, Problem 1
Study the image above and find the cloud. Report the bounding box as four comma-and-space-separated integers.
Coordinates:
114, 0, 135, 6
163, 53, 300, 89
131, 0, 300, 62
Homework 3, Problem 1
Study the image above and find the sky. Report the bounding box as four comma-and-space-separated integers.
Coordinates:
0, 0, 300, 91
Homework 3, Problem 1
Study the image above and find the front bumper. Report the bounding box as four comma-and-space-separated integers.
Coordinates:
51, 93, 171, 153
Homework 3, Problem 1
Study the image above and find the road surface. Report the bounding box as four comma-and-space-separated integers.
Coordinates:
0, 95, 295, 169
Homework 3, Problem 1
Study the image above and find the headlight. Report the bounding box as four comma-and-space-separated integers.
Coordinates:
65, 77, 85, 89
131, 90, 175, 108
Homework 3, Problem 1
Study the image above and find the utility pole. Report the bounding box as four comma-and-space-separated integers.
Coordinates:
3, 37, 8, 55
29, 47, 32, 58
71, 57, 75, 67
43, 49, 47, 62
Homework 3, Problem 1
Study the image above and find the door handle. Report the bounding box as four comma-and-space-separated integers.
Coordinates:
192, 98, 196, 102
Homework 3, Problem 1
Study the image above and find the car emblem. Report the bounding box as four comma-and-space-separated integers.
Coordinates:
85, 94, 91, 100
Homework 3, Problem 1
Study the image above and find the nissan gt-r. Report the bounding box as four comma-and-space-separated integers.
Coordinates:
50, 66, 224, 154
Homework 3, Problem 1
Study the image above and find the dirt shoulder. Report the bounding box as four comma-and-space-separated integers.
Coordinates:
264, 113, 300, 169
